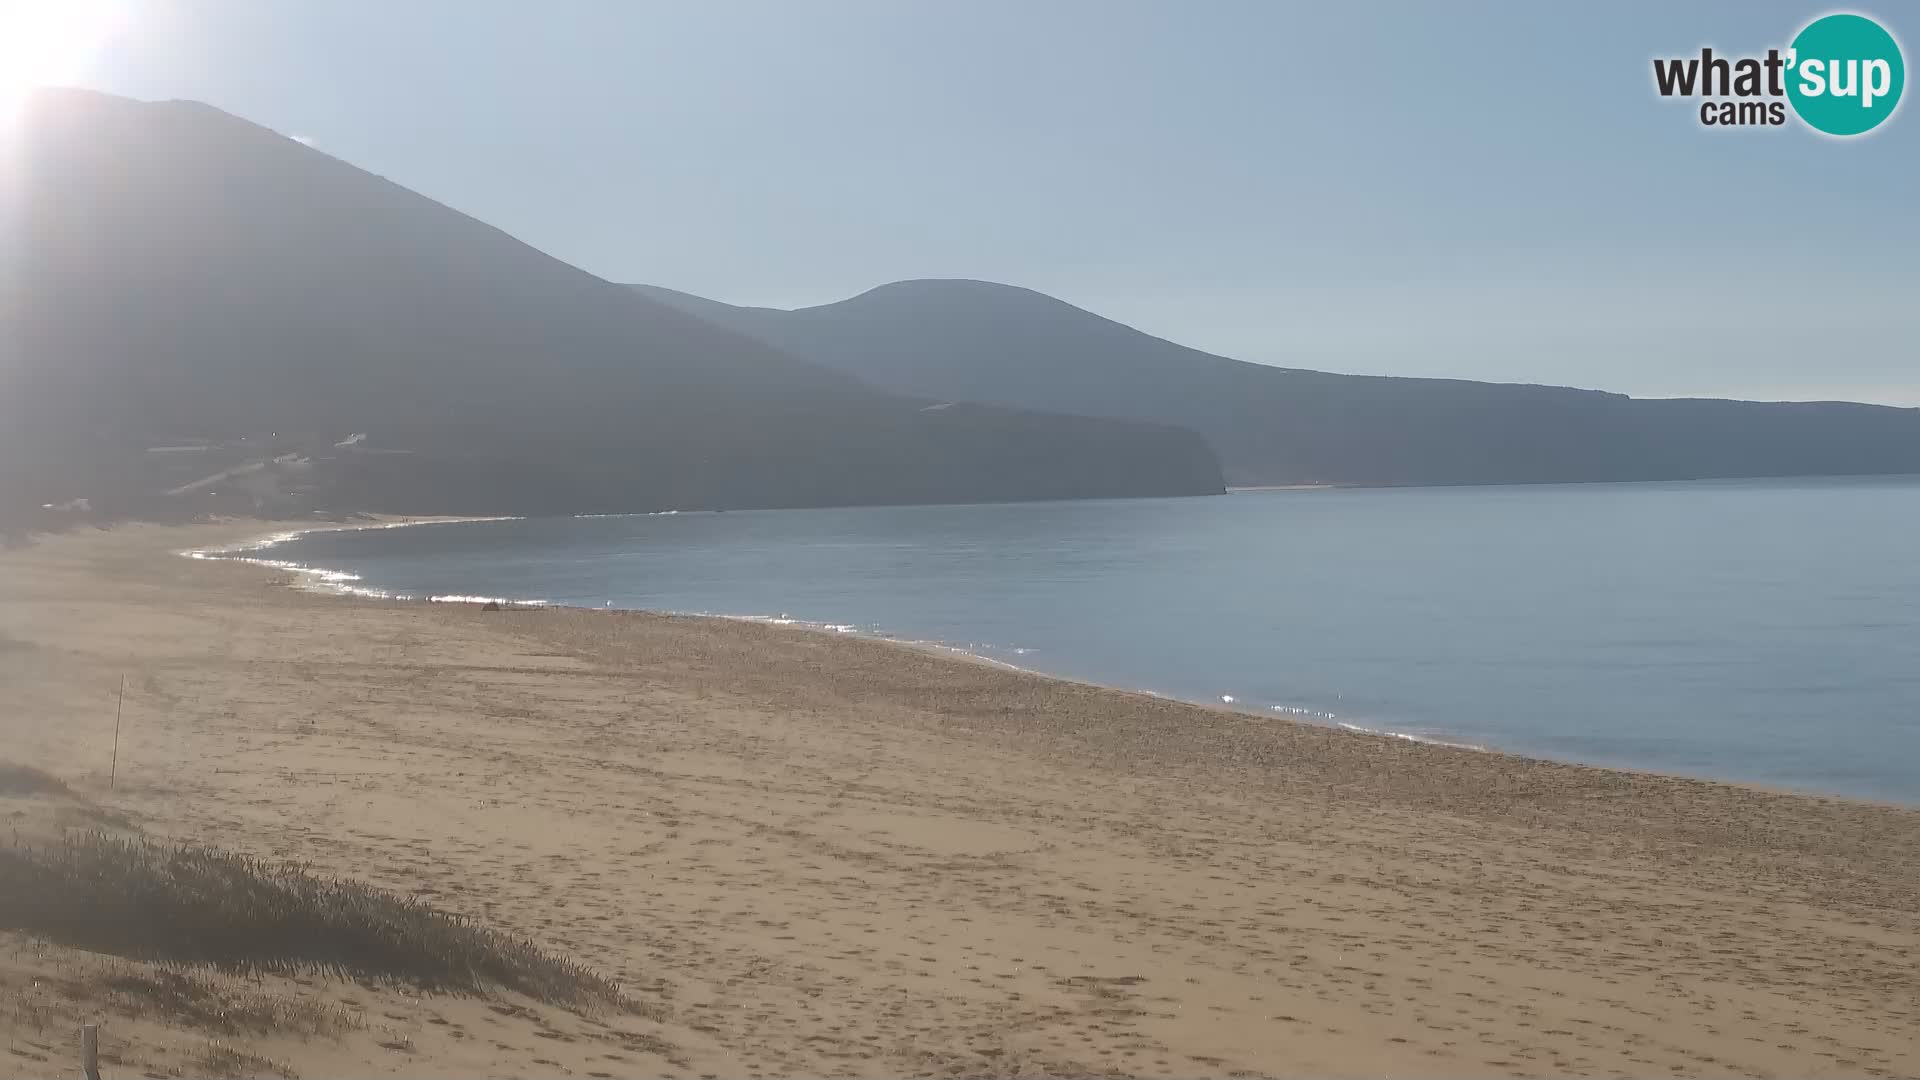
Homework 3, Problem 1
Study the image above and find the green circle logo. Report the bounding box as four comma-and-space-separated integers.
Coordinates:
1786, 13, 1905, 136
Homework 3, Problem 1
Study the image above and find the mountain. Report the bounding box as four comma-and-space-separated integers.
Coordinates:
632, 280, 1920, 488
0, 92, 1222, 527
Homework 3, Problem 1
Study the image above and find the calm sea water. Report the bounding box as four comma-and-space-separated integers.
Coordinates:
265, 477, 1920, 803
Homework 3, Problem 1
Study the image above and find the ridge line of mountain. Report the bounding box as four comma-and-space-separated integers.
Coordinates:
629, 281, 1920, 488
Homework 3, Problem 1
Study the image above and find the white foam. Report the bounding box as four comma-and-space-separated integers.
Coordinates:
901, 639, 1032, 671
715, 613, 858, 633
572, 509, 716, 519
193, 551, 407, 600
1269, 703, 1343, 722
180, 517, 533, 605
1334, 720, 1486, 752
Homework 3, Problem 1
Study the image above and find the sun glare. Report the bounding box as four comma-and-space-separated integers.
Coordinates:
0, 0, 123, 116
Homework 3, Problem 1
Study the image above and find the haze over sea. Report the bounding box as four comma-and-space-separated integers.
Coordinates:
266, 477, 1920, 804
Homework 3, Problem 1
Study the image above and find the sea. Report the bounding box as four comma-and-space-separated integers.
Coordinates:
242, 476, 1920, 804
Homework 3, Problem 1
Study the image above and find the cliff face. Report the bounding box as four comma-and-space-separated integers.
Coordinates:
0, 92, 1222, 523
635, 280, 1920, 488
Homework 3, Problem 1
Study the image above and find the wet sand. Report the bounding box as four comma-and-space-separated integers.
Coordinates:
3, 521, 1917, 1078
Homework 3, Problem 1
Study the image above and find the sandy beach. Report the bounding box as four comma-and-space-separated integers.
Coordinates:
3, 521, 1918, 1079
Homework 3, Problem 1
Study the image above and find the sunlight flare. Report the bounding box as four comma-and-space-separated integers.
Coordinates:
0, 0, 124, 116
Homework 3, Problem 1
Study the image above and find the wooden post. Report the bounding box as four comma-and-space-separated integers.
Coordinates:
110, 674, 125, 790
81, 1023, 100, 1080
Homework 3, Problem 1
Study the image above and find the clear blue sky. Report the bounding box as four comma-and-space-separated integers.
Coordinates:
62, 1, 1920, 403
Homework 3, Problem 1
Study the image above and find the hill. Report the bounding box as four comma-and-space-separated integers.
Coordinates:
0, 92, 1222, 526
633, 280, 1920, 487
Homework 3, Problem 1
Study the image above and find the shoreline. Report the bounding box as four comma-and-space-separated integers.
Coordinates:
7, 519, 1918, 1077
193, 515, 1905, 809
179, 513, 538, 604
177, 521, 1622, 784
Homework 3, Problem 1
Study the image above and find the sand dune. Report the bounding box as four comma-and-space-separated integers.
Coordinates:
3, 522, 1917, 1078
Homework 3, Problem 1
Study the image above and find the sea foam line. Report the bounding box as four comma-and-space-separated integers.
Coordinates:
571, 509, 716, 519
709, 615, 1455, 747
1333, 720, 1487, 752
1214, 700, 1485, 752
181, 517, 548, 606
682, 611, 1043, 673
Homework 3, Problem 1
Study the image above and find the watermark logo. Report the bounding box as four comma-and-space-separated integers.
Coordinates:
1653, 11, 1904, 136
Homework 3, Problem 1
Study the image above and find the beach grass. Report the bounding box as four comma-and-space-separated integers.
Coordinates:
0, 831, 626, 1011
101, 965, 365, 1039
193, 1039, 299, 1080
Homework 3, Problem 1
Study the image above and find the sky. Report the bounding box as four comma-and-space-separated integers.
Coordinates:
18, 0, 1920, 403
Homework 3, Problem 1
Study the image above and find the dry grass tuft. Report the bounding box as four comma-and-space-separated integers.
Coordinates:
0, 832, 626, 1011
196, 1038, 299, 1079
103, 966, 362, 1039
